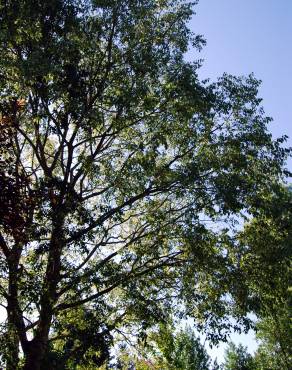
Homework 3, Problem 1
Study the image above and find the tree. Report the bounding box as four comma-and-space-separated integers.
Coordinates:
223, 343, 255, 370
221, 186, 292, 370
253, 301, 292, 370
115, 325, 211, 370
155, 325, 211, 370
237, 185, 292, 370
0, 0, 289, 368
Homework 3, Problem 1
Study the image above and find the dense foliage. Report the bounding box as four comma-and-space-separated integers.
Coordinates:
239, 186, 292, 370
154, 325, 211, 369
114, 325, 212, 369
0, 0, 290, 368
223, 343, 255, 370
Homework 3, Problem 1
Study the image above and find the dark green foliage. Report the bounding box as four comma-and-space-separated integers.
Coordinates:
0, 0, 290, 368
237, 186, 292, 370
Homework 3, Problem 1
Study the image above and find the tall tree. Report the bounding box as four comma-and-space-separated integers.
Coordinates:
238, 185, 292, 370
223, 343, 255, 370
0, 0, 289, 368
115, 325, 211, 370
154, 325, 211, 370
253, 301, 292, 370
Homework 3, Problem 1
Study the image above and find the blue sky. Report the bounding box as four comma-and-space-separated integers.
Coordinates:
187, 0, 292, 363
188, 0, 292, 168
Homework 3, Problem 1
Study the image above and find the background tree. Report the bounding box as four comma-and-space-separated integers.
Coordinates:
253, 301, 292, 370
154, 325, 211, 370
115, 324, 211, 370
0, 0, 290, 369
223, 343, 255, 370
237, 185, 292, 370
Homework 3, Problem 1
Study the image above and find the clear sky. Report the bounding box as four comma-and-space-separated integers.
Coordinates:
187, 0, 292, 363
189, 0, 292, 167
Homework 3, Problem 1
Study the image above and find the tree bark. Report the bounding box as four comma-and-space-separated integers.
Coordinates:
23, 213, 65, 369
6, 319, 19, 370
23, 339, 47, 370
6, 250, 23, 370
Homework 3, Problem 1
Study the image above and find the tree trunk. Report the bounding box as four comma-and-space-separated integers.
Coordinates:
23, 214, 65, 369
23, 339, 47, 370
6, 255, 21, 370
6, 319, 19, 370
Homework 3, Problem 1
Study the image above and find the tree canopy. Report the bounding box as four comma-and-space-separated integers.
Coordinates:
223, 343, 255, 370
0, 0, 290, 369
239, 185, 292, 370
115, 324, 211, 370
